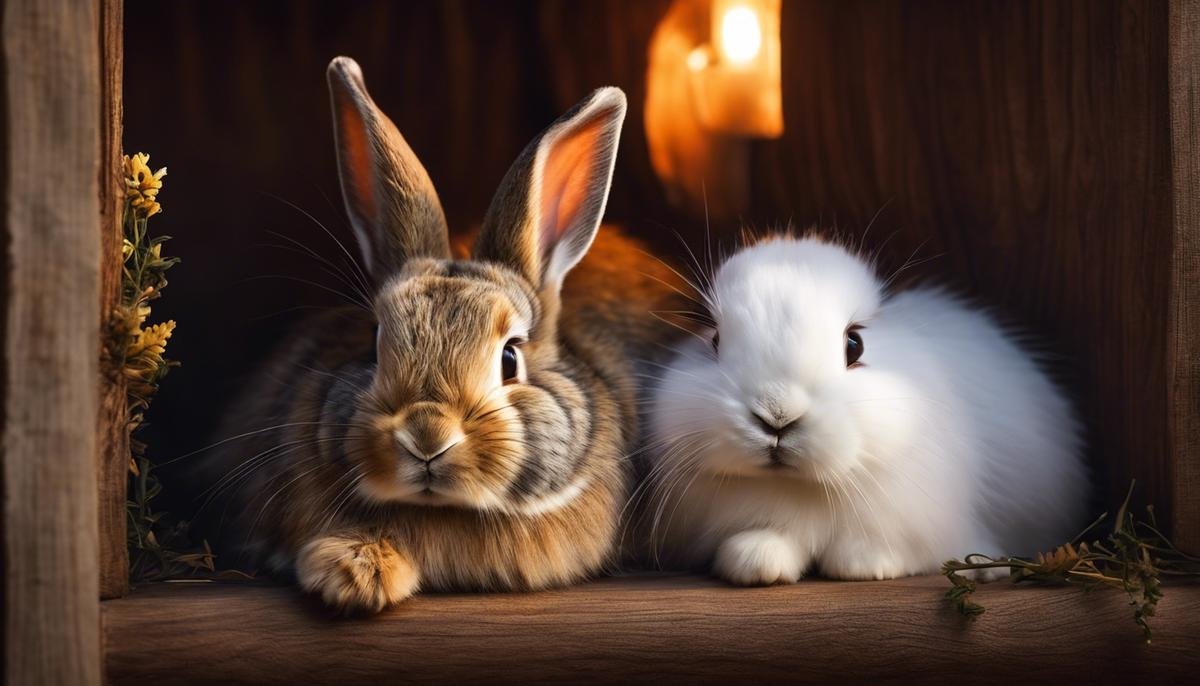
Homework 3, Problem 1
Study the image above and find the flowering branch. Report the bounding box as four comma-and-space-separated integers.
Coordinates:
117, 152, 214, 580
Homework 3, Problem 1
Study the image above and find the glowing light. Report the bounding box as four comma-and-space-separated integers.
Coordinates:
720, 6, 762, 64
686, 47, 711, 72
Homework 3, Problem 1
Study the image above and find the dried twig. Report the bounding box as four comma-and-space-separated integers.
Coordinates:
942, 482, 1200, 643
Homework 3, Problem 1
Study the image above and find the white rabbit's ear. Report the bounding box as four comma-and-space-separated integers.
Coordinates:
475, 87, 627, 291
327, 56, 450, 279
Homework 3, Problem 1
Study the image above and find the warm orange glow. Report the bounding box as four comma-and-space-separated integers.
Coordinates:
645, 0, 783, 219
697, 0, 783, 137
686, 46, 711, 72
719, 6, 762, 64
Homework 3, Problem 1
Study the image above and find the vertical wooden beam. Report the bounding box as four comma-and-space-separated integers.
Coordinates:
2, 0, 103, 684
1169, 0, 1200, 552
98, 0, 128, 600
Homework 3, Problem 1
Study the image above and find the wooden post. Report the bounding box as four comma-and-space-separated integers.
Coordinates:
98, 0, 129, 600
2, 0, 104, 683
1169, 0, 1200, 553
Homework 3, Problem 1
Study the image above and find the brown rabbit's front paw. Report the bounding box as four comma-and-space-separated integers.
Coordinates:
296, 536, 419, 613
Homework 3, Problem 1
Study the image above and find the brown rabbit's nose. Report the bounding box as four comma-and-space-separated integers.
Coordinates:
395, 402, 464, 463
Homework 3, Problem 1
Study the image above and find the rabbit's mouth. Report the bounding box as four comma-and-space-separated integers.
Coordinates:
354, 449, 509, 510
354, 458, 463, 506
360, 477, 468, 508
410, 486, 458, 506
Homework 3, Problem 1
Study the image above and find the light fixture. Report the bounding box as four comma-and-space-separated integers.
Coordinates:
645, 0, 784, 217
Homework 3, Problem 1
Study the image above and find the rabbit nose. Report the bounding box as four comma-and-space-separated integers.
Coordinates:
396, 403, 463, 462
395, 430, 462, 463
751, 410, 802, 440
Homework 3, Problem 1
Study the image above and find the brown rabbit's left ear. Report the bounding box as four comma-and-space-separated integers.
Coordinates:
474, 87, 627, 291
327, 56, 451, 280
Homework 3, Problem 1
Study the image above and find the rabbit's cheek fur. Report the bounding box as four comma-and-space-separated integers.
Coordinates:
844, 370, 922, 475
501, 378, 590, 503
346, 365, 596, 514
784, 396, 863, 479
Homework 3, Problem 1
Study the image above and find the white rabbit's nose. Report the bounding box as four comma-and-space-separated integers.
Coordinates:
750, 388, 811, 430
751, 410, 803, 441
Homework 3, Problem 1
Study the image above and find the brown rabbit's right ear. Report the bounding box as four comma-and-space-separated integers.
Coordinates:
474, 87, 627, 293
327, 57, 450, 280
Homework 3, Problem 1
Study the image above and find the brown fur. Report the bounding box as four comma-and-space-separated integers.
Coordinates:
203, 58, 691, 612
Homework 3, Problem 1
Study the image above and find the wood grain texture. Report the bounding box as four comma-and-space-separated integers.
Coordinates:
2, 0, 103, 684
1168, 0, 1200, 552
97, 0, 128, 600
104, 575, 1200, 685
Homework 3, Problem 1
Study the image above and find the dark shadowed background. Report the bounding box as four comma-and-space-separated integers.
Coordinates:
126, 0, 1172, 530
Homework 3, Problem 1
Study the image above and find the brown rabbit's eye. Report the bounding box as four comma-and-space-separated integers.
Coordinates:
501, 341, 523, 383
845, 326, 864, 368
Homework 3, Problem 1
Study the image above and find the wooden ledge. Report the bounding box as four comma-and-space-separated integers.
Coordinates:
103, 574, 1200, 684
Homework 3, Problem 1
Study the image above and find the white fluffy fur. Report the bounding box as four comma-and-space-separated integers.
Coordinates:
647, 236, 1088, 584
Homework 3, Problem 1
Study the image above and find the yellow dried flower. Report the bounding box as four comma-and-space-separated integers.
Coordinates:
1034, 543, 1083, 574
123, 152, 167, 218
127, 320, 175, 361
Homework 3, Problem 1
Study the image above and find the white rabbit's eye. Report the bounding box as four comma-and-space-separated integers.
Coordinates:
845, 326, 864, 368
711, 330, 720, 355
501, 340, 524, 384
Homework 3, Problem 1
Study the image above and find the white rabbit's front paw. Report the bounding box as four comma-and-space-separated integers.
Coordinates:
819, 537, 917, 580
713, 529, 804, 586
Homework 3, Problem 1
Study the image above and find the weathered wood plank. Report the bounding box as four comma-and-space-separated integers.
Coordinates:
2, 0, 103, 684
1169, 0, 1200, 553
104, 575, 1200, 685
97, 0, 128, 601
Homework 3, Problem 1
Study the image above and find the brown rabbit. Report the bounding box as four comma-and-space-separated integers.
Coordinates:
204, 57, 689, 612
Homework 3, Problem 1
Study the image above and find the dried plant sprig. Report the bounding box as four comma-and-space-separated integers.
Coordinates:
942, 482, 1200, 643
118, 153, 180, 433
115, 152, 216, 581
123, 152, 166, 218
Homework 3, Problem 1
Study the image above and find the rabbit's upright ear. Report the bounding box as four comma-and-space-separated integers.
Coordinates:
475, 88, 627, 292
327, 57, 450, 279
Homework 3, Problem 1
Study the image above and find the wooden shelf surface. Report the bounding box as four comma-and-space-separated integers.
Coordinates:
103, 573, 1200, 685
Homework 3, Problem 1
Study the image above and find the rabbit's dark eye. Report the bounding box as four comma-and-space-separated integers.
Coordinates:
501, 341, 523, 383
845, 326, 864, 368
711, 330, 720, 355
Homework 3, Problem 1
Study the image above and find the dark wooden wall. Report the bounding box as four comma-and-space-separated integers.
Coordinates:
125, 1, 1182, 534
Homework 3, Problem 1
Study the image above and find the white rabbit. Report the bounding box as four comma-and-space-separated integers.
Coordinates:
644, 233, 1088, 584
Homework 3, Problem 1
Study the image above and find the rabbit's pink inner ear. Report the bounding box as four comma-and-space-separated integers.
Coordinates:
539, 119, 604, 251
333, 94, 378, 225
534, 99, 623, 285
